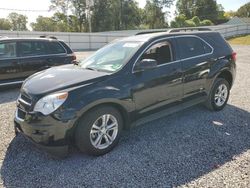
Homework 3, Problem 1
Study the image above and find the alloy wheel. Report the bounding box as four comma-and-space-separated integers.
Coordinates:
214, 83, 228, 107
90, 114, 118, 150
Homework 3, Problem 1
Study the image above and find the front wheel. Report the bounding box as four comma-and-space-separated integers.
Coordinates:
205, 78, 230, 111
75, 106, 123, 156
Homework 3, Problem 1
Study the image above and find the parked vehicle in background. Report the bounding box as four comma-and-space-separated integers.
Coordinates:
0, 36, 76, 87
14, 28, 236, 157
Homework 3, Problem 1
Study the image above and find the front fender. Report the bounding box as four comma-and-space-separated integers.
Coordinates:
65, 85, 135, 123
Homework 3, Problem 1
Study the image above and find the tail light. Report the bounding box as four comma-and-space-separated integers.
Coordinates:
72, 53, 77, 61
232, 52, 236, 62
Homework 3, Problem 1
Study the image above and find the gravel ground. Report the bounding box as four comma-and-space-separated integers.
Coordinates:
0, 45, 250, 188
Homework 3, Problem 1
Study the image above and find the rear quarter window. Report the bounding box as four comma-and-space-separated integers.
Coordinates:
47, 41, 66, 54
59, 41, 73, 54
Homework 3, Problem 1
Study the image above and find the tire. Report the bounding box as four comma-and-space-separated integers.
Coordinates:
75, 106, 123, 156
205, 78, 230, 111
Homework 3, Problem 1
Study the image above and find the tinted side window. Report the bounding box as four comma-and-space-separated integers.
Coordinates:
203, 41, 213, 53
48, 42, 66, 54
18, 41, 47, 56
177, 37, 205, 59
59, 41, 73, 54
140, 41, 173, 65
0, 42, 16, 58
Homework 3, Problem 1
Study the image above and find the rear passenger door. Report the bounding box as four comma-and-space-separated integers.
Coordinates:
17, 40, 50, 77
176, 36, 213, 99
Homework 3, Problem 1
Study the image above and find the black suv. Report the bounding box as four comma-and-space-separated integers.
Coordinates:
0, 36, 75, 87
14, 29, 236, 157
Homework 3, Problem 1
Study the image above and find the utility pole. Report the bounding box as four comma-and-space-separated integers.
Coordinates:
86, 0, 94, 33
120, 0, 123, 30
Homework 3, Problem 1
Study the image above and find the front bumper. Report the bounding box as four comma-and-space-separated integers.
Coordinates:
14, 110, 75, 157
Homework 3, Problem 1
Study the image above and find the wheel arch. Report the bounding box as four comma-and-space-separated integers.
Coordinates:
72, 100, 132, 134
216, 70, 233, 89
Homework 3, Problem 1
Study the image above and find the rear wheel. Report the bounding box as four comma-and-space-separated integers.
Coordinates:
205, 78, 230, 111
75, 106, 123, 156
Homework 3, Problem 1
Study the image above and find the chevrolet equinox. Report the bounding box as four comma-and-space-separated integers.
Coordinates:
14, 29, 236, 157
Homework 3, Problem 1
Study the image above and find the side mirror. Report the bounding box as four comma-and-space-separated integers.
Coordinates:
134, 59, 157, 72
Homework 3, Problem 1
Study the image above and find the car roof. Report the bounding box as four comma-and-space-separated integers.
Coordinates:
0, 37, 62, 42
119, 31, 219, 43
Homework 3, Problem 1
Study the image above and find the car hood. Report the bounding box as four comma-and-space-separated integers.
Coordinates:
22, 64, 110, 95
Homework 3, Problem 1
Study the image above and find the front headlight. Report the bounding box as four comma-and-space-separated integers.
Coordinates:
34, 92, 68, 115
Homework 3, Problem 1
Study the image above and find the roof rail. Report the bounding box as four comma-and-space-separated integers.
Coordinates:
40, 35, 57, 40
135, 30, 167, 35
168, 27, 212, 33
135, 27, 211, 36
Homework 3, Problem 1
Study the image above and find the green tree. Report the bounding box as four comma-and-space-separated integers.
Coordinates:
200, 19, 213, 26
236, 2, 250, 17
0, 18, 12, 30
91, 0, 143, 31
191, 16, 200, 26
171, 15, 213, 28
8, 12, 28, 31
50, 0, 71, 15
176, 0, 194, 19
215, 4, 228, 24
170, 14, 186, 28
193, 0, 218, 23
71, 0, 87, 32
91, 0, 113, 31
176, 0, 226, 24
121, 0, 142, 30
184, 19, 196, 27
31, 16, 58, 31
51, 13, 69, 31
143, 0, 168, 29
31, 13, 72, 32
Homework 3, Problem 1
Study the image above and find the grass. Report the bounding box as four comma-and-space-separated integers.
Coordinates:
228, 35, 250, 45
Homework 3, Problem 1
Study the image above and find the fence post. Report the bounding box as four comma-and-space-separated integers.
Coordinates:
68, 33, 71, 48
89, 34, 91, 51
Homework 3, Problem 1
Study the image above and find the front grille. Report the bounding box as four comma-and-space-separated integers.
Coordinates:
17, 93, 32, 111
20, 94, 32, 105
16, 108, 26, 121
16, 92, 33, 121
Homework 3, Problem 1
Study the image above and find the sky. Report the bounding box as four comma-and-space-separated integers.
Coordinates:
0, 0, 249, 29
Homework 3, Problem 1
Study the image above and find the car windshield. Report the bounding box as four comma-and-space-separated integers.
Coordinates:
79, 41, 143, 73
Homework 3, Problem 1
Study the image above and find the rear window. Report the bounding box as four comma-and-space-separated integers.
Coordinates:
177, 37, 212, 59
47, 41, 66, 54
0, 42, 16, 58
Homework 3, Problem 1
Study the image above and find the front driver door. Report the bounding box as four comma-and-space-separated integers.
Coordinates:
0, 42, 23, 82
131, 39, 183, 114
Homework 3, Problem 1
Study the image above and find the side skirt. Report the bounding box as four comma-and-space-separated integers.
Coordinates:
131, 96, 206, 127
